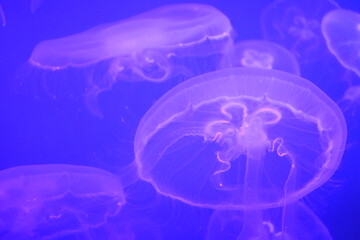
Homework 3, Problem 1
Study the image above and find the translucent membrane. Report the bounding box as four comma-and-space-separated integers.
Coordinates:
27, 4, 234, 117
261, 0, 339, 63
134, 67, 347, 209
321, 9, 360, 77
29, 3, 233, 73
206, 202, 332, 240
0, 164, 125, 239
221, 40, 300, 75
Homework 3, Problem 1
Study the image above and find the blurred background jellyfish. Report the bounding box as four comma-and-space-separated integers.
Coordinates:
321, 9, 360, 78
134, 67, 347, 209
337, 85, 360, 136
0, 164, 126, 239
206, 202, 332, 240
261, 0, 339, 64
30, 0, 45, 13
0, 4, 5, 27
220, 40, 300, 75
27, 4, 234, 117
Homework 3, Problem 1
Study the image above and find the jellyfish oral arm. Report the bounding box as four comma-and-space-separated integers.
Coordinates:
238, 118, 270, 239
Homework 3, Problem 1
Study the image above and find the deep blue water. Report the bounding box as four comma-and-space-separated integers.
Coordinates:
1, 0, 360, 239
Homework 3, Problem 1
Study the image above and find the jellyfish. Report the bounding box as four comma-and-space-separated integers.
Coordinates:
0, 3, 5, 27
261, 0, 339, 64
337, 85, 360, 134
206, 202, 332, 240
221, 40, 300, 75
321, 9, 360, 77
0, 164, 126, 239
31, 0, 45, 13
27, 4, 234, 116
338, 85, 360, 110
134, 67, 347, 209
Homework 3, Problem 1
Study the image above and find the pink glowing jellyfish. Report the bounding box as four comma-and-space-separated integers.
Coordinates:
28, 4, 233, 118
0, 164, 126, 239
221, 40, 300, 75
134, 67, 347, 209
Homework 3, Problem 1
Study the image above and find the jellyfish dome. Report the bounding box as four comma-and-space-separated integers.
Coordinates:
0, 164, 126, 239
134, 67, 347, 209
221, 40, 300, 75
321, 9, 360, 77
27, 3, 234, 118
29, 3, 233, 78
206, 202, 332, 240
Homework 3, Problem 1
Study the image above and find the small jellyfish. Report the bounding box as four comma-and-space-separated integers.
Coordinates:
134, 67, 347, 209
0, 164, 126, 239
337, 85, 360, 132
261, 0, 339, 63
339, 85, 360, 108
221, 40, 300, 75
206, 202, 332, 240
30, 0, 45, 13
321, 9, 360, 77
0, 3, 5, 27
27, 4, 234, 116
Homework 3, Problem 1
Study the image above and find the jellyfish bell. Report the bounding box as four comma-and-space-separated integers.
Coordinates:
0, 164, 126, 239
206, 202, 332, 240
221, 40, 300, 75
134, 67, 347, 210
321, 9, 360, 77
30, 3, 233, 69
27, 4, 234, 117
261, 0, 339, 64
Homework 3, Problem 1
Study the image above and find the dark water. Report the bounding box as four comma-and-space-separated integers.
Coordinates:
0, 0, 360, 239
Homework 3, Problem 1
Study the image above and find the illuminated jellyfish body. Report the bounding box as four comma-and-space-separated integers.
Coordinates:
321, 9, 360, 77
134, 67, 347, 209
261, 0, 338, 63
206, 202, 332, 240
28, 4, 233, 116
0, 164, 126, 239
221, 40, 300, 75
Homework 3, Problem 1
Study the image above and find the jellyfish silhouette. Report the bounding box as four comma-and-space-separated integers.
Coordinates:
0, 164, 126, 239
206, 202, 332, 240
338, 85, 360, 110
134, 67, 347, 209
28, 4, 234, 116
220, 40, 300, 75
261, 0, 339, 64
321, 9, 360, 77
0, 4, 5, 27
30, 0, 45, 13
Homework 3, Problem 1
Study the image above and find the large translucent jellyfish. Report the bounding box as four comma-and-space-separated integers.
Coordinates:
221, 40, 300, 75
206, 202, 332, 240
261, 0, 339, 63
28, 4, 234, 116
0, 164, 126, 239
134, 67, 347, 209
321, 9, 360, 77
